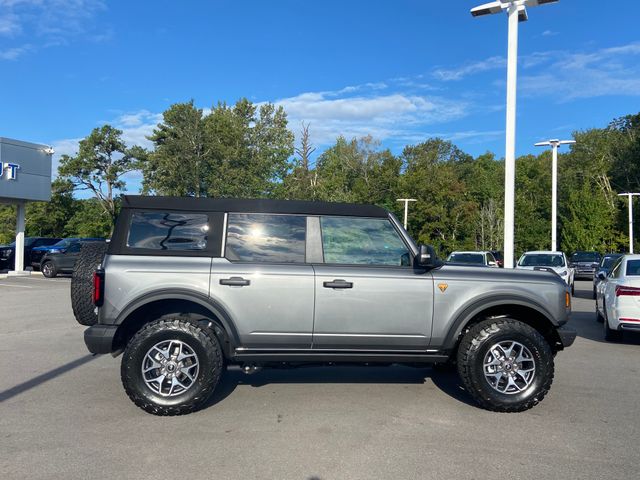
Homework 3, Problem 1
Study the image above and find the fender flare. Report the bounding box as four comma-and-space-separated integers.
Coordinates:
441, 294, 558, 351
113, 289, 241, 349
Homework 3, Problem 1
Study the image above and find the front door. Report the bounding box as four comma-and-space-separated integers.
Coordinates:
210, 213, 314, 349
312, 216, 433, 351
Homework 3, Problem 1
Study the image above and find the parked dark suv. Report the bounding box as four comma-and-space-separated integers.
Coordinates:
40, 239, 106, 278
569, 251, 602, 280
30, 237, 105, 270
0, 237, 62, 270
73, 196, 575, 416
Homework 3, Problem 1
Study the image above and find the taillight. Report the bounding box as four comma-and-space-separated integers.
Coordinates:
615, 285, 640, 297
93, 269, 105, 306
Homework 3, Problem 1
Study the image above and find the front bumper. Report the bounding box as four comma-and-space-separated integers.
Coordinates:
557, 325, 577, 348
84, 325, 117, 354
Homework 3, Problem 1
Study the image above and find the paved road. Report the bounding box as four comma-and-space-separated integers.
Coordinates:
1, 277, 639, 480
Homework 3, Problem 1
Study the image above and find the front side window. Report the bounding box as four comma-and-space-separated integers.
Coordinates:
610, 259, 623, 278
320, 216, 410, 266
127, 212, 209, 250
225, 214, 306, 263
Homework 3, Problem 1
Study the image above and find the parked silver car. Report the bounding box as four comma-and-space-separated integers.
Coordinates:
73, 196, 575, 415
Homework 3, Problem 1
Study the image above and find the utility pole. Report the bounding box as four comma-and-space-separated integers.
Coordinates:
618, 193, 640, 253
471, 0, 559, 266
396, 199, 417, 230
535, 139, 575, 251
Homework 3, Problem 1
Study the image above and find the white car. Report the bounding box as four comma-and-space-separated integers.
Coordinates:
516, 251, 575, 295
595, 254, 640, 341
446, 251, 499, 267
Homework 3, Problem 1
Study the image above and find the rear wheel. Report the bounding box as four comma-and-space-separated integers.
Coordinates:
604, 313, 622, 341
457, 318, 554, 412
121, 317, 223, 416
41, 261, 57, 278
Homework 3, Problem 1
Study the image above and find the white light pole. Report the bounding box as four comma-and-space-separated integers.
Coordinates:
471, 0, 559, 267
618, 193, 640, 253
535, 139, 575, 251
397, 198, 417, 230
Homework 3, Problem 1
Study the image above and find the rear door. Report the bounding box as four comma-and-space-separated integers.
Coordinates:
58, 242, 82, 270
209, 213, 315, 349
312, 216, 433, 350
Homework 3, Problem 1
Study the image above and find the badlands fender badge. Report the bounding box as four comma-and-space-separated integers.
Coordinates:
438, 283, 448, 293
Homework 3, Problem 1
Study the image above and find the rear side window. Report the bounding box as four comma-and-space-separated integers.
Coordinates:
626, 260, 640, 276
127, 212, 209, 250
225, 214, 306, 263
320, 216, 410, 266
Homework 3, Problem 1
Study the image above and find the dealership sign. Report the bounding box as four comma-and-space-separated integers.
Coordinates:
1, 162, 20, 180
0, 137, 52, 202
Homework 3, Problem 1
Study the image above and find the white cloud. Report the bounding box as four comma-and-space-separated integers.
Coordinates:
0, 43, 31, 59
541, 30, 558, 37
432, 56, 506, 81
520, 42, 640, 100
273, 83, 470, 146
0, 0, 106, 60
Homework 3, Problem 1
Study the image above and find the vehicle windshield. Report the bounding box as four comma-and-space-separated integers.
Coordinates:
448, 253, 485, 264
601, 255, 621, 269
518, 254, 565, 268
571, 252, 600, 262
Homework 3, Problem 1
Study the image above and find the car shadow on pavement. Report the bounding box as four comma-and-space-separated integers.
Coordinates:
0, 354, 98, 403
203, 365, 476, 410
570, 306, 640, 346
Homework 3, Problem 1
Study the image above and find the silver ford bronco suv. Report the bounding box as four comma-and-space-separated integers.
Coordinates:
74, 196, 576, 415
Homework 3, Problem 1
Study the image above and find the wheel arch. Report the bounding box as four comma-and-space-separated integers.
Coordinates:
442, 296, 564, 355
111, 290, 240, 358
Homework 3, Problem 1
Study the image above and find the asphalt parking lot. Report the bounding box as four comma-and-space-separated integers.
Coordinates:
1, 277, 639, 480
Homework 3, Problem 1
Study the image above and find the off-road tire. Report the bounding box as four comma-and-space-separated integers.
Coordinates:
41, 261, 57, 278
70, 242, 108, 326
457, 318, 554, 412
121, 317, 223, 416
571, 282, 575, 296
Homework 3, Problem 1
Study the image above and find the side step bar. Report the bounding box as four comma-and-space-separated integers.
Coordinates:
232, 351, 449, 364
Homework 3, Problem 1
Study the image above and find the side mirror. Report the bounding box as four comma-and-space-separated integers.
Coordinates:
416, 245, 438, 268
597, 272, 606, 281
488, 261, 497, 267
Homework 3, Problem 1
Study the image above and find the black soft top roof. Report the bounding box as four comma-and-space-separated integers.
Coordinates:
122, 195, 389, 218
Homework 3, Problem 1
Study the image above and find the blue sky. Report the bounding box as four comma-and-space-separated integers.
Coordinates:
1, 0, 640, 194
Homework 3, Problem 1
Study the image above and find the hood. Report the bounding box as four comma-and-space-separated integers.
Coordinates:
436, 263, 566, 286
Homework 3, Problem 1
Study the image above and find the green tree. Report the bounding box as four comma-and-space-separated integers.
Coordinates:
143, 99, 295, 199
58, 125, 144, 226
143, 101, 210, 197
64, 198, 115, 238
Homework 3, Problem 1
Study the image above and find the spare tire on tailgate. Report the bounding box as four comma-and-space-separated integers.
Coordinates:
71, 242, 108, 326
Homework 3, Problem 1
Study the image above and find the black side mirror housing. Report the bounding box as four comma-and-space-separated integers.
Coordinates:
416, 244, 438, 268
597, 271, 607, 281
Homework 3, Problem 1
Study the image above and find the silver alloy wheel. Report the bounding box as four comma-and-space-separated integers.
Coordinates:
483, 340, 536, 394
142, 340, 199, 397
42, 262, 52, 276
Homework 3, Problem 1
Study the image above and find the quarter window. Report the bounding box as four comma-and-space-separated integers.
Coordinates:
127, 212, 209, 250
320, 216, 410, 266
225, 214, 306, 263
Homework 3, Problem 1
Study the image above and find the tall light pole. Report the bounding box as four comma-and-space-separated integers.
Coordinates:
618, 193, 640, 253
397, 198, 417, 230
471, 0, 559, 267
535, 139, 575, 251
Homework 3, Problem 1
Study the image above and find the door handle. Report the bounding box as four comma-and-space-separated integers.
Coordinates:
323, 279, 353, 289
220, 277, 251, 287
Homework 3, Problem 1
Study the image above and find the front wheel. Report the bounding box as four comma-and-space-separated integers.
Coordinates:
121, 317, 224, 415
41, 261, 57, 278
457, 318, 554, 412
